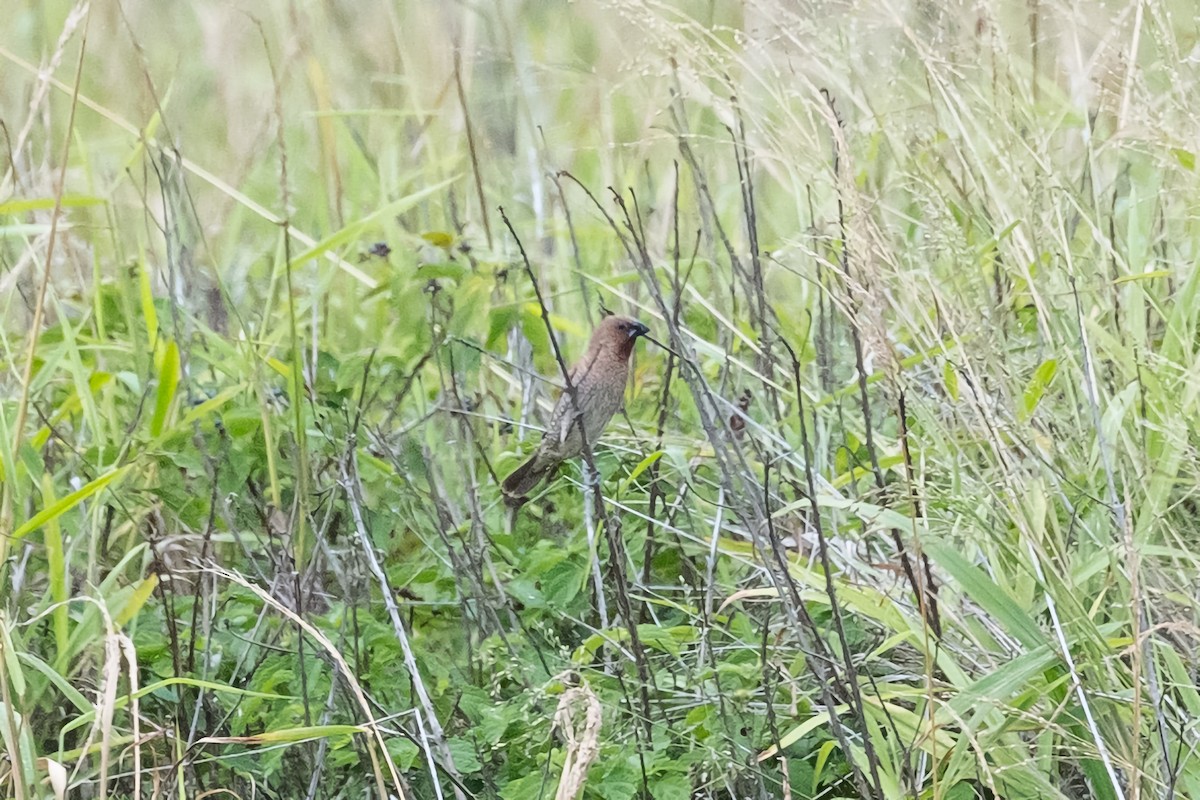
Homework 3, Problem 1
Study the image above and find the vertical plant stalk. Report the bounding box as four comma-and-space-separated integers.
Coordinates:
454, 50, 492, 249
340, 449, 463, 800
434, 322, 534, 655
822, 88, 941, 640
776, 335, 888, 800
0, 612, 27, 800
639, 165, 680, 598
252, 24, 319, 767
583, 463, 611, 630
1, 12, 91, 797
667, 71, 751, 305
255, 18, 311, 580
564, 169, 885, 799
1065, 274, 1129, 800
548, 165, 594, 327
212, 565, 410, 800
896, 392, 942, 638
4, 3, 91, 549
498, 206, 657, 747
728, 98, 779, 427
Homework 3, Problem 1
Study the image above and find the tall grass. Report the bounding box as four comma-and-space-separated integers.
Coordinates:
3, 0, 1199, 797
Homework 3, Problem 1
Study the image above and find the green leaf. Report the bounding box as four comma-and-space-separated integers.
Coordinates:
447, 737, 483, 774
0, 616, 26, 698
0, 195, 105, 214
542, 560, 586, 608
416, 261, 468, 281
592, 758, 637, 800
287, 178, 456, 270
13, 465, 132, 540
250, 725, 363, 743
177, 384, 246, 429
114, 575, 159, 628
520, 307, 551, 361
486, 306, 521, 351
945, 782, 978, 800
477, 708, 511, 746
650, 775, 691, 800
941, 643, 1058, 724
499, 772, 544, 799
16, 652, 92, 713
943, 361, 959, 402
61, 677, 294, 736
150, 339, 180, 436
1113, 269, 1171, 284
39, 474, 69, 667
1020, 358, 1057, 421
421, 231, 455, 249
758, 710, 835, 762
924, 539, 1046, 649
387, 738, 421, 771
138, 257, 158, 347
813, 739, 838, 789
620, 450, 663, 492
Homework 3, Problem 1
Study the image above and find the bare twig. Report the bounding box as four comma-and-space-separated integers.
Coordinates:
499, 206, 657, 756
340, 446, 464, 800
568, 168, 883, 799
454, 50, 492, 249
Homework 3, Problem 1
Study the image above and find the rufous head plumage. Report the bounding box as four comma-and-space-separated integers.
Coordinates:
589, 315, 650, 360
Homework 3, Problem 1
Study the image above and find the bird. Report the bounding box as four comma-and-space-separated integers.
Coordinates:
502, 315, 650, 501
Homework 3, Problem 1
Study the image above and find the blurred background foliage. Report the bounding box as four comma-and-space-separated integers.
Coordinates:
3, 0, 1200, 798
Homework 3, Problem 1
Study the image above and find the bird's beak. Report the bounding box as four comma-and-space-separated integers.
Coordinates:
629, 321, 650, 339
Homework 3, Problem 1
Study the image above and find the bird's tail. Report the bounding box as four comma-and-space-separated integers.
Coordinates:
501, 454, 553, 501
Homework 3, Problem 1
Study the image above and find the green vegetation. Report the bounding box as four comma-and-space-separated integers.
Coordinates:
3, 0, 1199, 797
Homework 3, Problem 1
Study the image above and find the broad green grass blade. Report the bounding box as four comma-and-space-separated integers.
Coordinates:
12, 465, 132, 541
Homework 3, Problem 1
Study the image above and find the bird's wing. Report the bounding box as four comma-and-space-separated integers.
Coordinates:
552, 394, 576, 445
566, 350, 601, 385
545, 350, 601, 447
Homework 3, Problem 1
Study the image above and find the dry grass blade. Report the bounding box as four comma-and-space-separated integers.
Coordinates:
204, 566, 409, 800
552, 683, 602, 800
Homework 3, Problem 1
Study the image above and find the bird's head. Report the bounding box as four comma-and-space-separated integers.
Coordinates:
591, 314, 650, 360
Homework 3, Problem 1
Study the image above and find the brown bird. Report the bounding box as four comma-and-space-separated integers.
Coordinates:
502, 315, 650, 500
